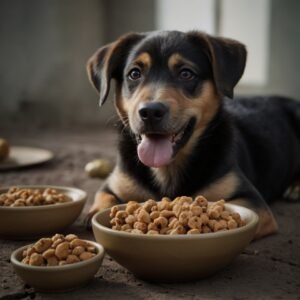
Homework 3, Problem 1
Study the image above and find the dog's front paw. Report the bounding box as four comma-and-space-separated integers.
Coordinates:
284, 180, 300, 202
84, 191, 119, 230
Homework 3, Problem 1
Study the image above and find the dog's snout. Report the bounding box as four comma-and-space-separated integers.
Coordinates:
138, 102, 169, 122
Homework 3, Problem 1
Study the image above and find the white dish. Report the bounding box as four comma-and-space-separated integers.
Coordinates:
0, 146, 53, 170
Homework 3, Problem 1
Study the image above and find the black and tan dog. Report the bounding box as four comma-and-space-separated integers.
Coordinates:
86, 30, 300, 238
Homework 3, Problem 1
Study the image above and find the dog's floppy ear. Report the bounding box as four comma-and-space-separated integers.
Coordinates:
189, 32, 247, 99
87, 33, 144, 106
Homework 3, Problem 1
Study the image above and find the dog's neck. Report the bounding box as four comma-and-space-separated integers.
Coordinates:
117, 108, 234, 199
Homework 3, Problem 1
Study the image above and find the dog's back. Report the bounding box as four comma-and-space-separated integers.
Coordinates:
225, 96, 300, 201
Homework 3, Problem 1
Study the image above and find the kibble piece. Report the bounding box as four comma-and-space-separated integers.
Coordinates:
153, 216, 168, 229
110, 217, 123, 226
148, 223, 159, 231
87, 246, 97, 253
168, 218, 179, 229
29, 253, 44, 266
178, 211, 191, 226
55, 242, 70, 260
112, 225, 121, 230
157, 198, 171, 211
137, 209, 151, 224
200, 213, 209, 225
47, 256, 59, 266
202, 225, 212, 233
194, 195, 208, 207
80, 252, 95, 261
188, 216, 202, 229
52, 238, 64, 248
52, 233, 64, 241
22, 257, 30, 264
190, 204, 203, 216
70, 239, 89, 249
142, 199, 157, 212
121, 224, 132, 231
125, 215, 136, 225
133, 221, 147, 233
150, 211, 160, 220
116, 210, 128, 220
66, 254, 80, 264
109, 205, 119, 218
227, 219, 238, 229
72, 246, 85, 256
125, 201, 140, 214
65, 234, 78, 242
42, 248, 55, 259
160, 210, 175, 218
33, 238, 53, 253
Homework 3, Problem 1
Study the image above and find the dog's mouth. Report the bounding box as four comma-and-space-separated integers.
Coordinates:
136, 117, 196, 168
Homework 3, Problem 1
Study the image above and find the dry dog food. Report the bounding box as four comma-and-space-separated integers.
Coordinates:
21, 234, 97, 266
0, 187, 69, 207
110, 196, 245, 235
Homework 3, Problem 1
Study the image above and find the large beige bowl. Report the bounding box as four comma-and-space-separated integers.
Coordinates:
11, 240, 104, 291
0, 186, 87, 238
92, 203, 258, 282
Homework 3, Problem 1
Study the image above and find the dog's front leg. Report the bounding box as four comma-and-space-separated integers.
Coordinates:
85, 186, 119, 229
229, 196, 278, 240
85, 166, 155, 228
88, 189, 119, 217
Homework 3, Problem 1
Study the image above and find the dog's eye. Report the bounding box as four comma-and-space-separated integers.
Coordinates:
178, 69, 196, 81
128, 68, 141, 80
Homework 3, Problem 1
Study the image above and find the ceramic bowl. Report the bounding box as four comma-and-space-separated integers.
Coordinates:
92, 203, 258, 282
0, 185, 86, 238
11, 240, 104, 291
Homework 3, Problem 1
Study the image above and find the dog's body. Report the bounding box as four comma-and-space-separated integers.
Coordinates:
87, 31, 300, 238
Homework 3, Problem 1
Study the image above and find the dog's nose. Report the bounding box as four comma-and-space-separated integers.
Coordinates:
138, 102, 169, 122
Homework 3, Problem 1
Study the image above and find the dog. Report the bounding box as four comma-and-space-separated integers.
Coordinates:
86, 30, 300, 238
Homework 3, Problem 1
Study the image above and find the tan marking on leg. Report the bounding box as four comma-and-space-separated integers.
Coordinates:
108, 165, 156, 202
89, 191, 118, 215
196, 172, 240, 202
230, 198, 278, 239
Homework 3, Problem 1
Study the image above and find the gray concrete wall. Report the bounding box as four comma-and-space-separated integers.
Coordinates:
237, 0, 300, 100
0, 0, 299, 130
0, 0, 105, 129
0, 0, 155, 129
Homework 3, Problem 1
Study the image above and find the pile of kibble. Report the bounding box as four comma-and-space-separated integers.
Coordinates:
0, 187, 68, 207
21, 234, 97, 266
110, 196, 245, 235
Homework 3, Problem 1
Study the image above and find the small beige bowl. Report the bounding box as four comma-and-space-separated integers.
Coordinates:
0, 186, 87, 238
92, 203, 258, 282
11, 240, 104, 291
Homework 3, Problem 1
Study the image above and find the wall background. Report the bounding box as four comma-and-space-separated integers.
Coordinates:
0, 0, 299, 130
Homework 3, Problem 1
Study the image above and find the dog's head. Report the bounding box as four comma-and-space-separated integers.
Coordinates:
87, 31, 246, 168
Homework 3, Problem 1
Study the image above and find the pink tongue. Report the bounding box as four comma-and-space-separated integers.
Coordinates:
137, 135, 173, 168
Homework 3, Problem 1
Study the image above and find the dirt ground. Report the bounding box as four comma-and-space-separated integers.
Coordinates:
0, 127, 299, 300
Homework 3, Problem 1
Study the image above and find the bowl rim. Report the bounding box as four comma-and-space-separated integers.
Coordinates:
0, 185, 87, 211
11, 240, 105, 271
92, 202, 259, 240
